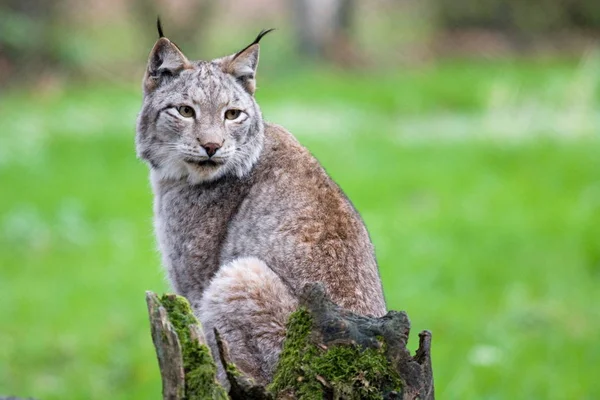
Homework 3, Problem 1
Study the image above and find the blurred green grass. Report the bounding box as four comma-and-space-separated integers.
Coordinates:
1, 59, 599, 399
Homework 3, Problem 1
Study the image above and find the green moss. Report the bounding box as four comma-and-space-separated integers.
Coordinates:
160, 294, 229, 400
268, 308, 403, 399
226, 362, 243, 378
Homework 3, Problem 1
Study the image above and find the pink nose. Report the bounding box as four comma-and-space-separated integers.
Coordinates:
202, 143, 221, 157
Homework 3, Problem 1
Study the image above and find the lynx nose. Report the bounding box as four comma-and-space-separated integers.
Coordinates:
201, 143, 221, 157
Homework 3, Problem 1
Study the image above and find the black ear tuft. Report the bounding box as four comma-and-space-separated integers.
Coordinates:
157, 16, 164, 39
253, 28, 275, 45
233, 28, 275, 60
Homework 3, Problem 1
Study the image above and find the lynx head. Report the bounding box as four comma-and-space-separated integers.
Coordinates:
136, 20, 273, 184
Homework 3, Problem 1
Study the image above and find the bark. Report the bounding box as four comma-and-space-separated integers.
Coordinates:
146, 284, 434, 400
146, 292, 187, 399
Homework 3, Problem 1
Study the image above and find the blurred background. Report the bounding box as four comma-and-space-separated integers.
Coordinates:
0, 0, 599, 398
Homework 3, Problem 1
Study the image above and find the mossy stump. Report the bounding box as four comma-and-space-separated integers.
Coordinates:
146, 292, 228, 400
146, 284, 434, 400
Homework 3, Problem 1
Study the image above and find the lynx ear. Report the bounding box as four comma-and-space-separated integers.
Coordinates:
144, 37, 191, 93
221, 29, 274, 95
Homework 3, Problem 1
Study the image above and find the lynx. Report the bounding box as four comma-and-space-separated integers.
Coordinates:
136, 21, 387, 385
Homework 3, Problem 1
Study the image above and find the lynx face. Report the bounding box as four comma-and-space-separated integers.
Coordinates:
136, 30, 272, 184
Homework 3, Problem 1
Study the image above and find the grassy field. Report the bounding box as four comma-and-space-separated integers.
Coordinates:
1, 58, 599, 399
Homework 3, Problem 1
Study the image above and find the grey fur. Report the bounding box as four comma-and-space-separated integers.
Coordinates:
136, 33, 387, 385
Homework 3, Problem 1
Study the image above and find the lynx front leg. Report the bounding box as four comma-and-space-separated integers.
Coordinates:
198, 257, 298, 386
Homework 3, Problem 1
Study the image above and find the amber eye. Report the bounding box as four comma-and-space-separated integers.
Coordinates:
224, 109, 242, 120
178, 105, 195, 118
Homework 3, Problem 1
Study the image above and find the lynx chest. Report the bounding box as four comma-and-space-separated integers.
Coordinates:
152, 179, 248, 300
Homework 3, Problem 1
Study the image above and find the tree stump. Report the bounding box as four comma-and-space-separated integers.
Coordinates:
146, 283, 434, 399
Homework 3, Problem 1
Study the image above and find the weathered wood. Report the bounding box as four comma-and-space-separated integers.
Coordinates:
268, 283, 434, 400
146, 292, 228, 400
146, 291, 186, 400
146, 284, 434, 399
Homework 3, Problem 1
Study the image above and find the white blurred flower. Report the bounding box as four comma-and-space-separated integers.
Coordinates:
468, 344, 503, 366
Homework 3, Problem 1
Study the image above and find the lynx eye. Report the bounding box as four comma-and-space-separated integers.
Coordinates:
224, 109, 242, 121
178, 105, 195, 118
